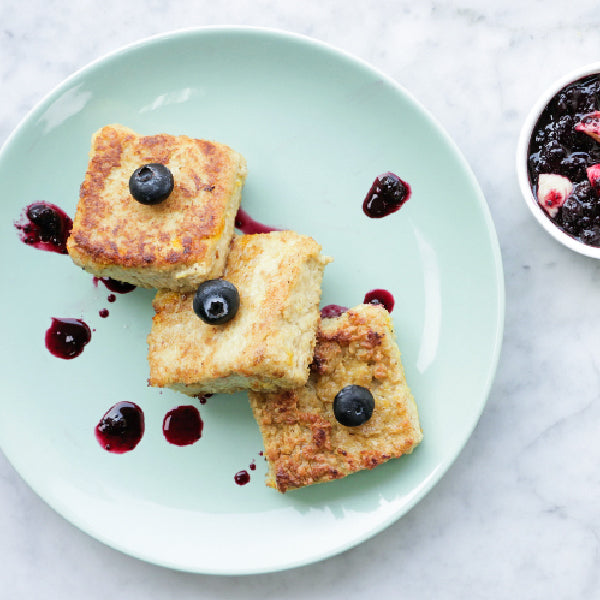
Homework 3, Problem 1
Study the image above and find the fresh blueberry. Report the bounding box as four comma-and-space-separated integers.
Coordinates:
333, 385, 375, 426
193, 279, 240, 325
129, 163, 174, 205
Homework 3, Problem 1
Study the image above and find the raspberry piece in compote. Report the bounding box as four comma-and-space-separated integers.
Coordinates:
575, 111, 600, 143
586, 164, 600, 189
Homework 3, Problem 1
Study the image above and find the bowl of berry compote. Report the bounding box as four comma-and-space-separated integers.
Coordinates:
517, 63, 600, 258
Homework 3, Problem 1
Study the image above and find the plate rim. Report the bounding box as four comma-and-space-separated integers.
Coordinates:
0, 25, 505, 574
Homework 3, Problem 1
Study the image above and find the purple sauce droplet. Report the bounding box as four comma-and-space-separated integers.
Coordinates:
363, 289, 395, 313
99, 308, 109, 318
93, 276, 136, 294
162, 405, 203, 446
195, 393, 212, 405
45, 318, 91, 359
15, 202, 72, 254
107, 294, 116, 303
363, 172, 411, 218
234, 470, 250, 485
235, 209, 280, 234
95, 401, 144, 453
320, 304, 348, 318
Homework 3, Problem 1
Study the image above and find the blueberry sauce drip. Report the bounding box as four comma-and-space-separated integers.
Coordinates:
95, 401, 144, 453
99, 309, 109, 318
320, 305, 348, 319
234, 470, 250, 485
363, 172, 411, 218
15, 202, 72, 254
162, 405, 203, 446
93, 276, 136, 294
363, 289, 395, 313
249, 461, 257, 471
528, 74, 600, 246
195, 393, 212, 405
107, 294, 116, 303
235, 209, 280, 234
45, 318, 91, 359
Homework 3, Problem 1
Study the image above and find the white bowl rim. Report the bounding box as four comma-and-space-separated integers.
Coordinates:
516, 61, 600, 259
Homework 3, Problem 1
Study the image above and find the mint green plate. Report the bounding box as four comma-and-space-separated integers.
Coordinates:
0, 28, 504, 574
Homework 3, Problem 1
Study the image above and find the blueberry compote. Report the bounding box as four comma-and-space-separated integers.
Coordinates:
162, 405, 203, 446
528, 75, 600, 246
45, 317, 91, 359
363, 289, 395, 313
363, 172, 411, 218
95, 401, 144, 453
15, 202, 72, 254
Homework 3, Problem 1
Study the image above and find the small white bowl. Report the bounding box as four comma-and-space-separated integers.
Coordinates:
516, 62, 600, 258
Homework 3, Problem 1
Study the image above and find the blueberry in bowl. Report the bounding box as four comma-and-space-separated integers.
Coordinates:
517, 63, 600, 258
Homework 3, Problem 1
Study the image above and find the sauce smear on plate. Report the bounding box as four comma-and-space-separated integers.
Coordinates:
15, 202, 72, 254
45, 317, 91, 359
95, 401, 145, 453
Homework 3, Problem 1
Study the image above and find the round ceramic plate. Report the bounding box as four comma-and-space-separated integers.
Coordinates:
0, 28, 504, 574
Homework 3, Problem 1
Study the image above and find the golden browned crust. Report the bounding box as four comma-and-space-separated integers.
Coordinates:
67, 124, 247, 291
147, 231, 332, 394
249, 304, 423, 492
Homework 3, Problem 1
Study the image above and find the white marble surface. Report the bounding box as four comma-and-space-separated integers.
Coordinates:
2, 1, 600, 597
